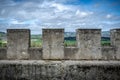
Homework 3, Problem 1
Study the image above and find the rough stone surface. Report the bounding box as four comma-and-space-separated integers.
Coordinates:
0, 28, 119, 60
110, 29, 120, 59
102, 46, 116, 60
0, 48, 6, 60
0, 60, 120, 80
76, 29, 102, 59
0, 28, 120, 80
7, 29, 30, 59
0, 46, 118, 60
28, 48, 42, 60
42, 29, 64, 59
64, 47, 78, 59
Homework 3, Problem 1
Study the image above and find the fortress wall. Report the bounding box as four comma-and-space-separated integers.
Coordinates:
0, 28, 120, 60
76, 29, 102, 59
102, 46, 116, 60
0, 48, 6, 60
110, 29, 120, 59
64, 47, 78, 59
28, 48, 42, 60
0, 48, 43, 60
42, 29, 64, 59
0, 60, 120, 80
0, 28, 120, 80
7, 29, 30, 59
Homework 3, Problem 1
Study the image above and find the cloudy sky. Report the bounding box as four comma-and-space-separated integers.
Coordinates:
0, 0, 120, 34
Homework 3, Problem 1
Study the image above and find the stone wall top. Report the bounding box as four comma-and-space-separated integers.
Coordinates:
0, 28, 120, 60
76, 29, 101, 34
7, 29, 30, 33
42, 28, 64, 33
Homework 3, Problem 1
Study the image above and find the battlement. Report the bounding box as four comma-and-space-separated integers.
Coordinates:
0, 28, 120, 80
0, 28, 120, 60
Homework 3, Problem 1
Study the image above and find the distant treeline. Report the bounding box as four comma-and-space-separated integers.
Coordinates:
64, 37, 110, 41
101, 37, 110, 41
64, 37, 76, 41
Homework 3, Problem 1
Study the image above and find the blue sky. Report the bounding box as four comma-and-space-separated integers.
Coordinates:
0, 0, 120, 34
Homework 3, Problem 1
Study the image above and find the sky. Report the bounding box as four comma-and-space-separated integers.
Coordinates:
0, 0, 120, 34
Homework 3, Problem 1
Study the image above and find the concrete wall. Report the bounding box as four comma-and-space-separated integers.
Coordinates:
110, 29, 120, 59
28, 48, 42, 60
0, 28, 120, 60
102, 46, 116, 60
0, 48, 43, 60
76, 29, 102, 59
0, 48, 6, 60
42, 29, 64, 59
0, 28, 120, 80
0, 60, 120, 80
64, 47, 78, 59
7, 29, 30, 60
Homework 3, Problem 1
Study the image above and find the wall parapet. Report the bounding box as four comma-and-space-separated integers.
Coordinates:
0, 28, 120, 60
0, 60, 120, 80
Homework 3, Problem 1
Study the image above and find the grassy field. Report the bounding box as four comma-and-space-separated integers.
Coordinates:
64, 40, 110, 47
101, 40, 110, 46
31, 39, 42, 47
0, 39, 110, 47
30, 40, 111, 47
0, 40, 7, 47
0, 31, 111, 47
30, 38, 111, 47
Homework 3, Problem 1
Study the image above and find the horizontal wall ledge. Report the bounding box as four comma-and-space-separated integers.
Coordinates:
0, 60, 120, 66
0, 60, 120, 80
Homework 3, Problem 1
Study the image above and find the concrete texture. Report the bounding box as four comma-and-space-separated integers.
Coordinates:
7, 29, 30, 60
110, 29, 120, 59
0, 28, 119, 60
0, 28, 120, 80
0, 46, 118, 60
0, 48, 42, 60
76, 29, 102, 59
0, 48, 6, 60
64, 47, 79, 59
42, 29, 64, 59
102, 46, 116, 60
0, 60, 120, 80
28, 48, 42, 60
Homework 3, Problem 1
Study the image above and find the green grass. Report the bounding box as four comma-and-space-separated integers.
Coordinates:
64, 40, 76, 47
101, 40, 110, 46
0, 39, 111, 47
31, 39, 42, 47
31, 40, 111, 47
0, 40, 7, 47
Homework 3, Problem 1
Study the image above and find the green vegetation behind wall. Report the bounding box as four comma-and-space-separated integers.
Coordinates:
0, 34, 111, 47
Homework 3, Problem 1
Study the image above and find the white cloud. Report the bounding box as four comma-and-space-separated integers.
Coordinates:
76, 10, 93, 18
9, 19, 20, 24
51, 3, 70, 12
0, 0, 119, 33
106, 14, 112, 19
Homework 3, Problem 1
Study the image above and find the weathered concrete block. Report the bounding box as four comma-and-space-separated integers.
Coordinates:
28, 48, 42, 60
64, 61, 120, 80
102, 46, 116, 60
0, 48, 7, 60
42, 29, 64, 59
110, 29, 120, 59
76, 29, 102, 59
0, 61, 120, 80
64, 47, 79, 59
7, 29, 30, 59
